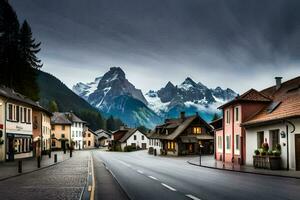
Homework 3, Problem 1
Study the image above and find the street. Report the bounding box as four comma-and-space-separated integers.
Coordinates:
93, 150, 300, 200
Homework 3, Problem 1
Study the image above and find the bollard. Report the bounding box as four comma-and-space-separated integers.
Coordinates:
49, 151, 51, 158
37, 156, 41, 168
54, 154, 57, 163
63, 148, 66, 154
18, 160, 22, 173
70, 149, 72, 158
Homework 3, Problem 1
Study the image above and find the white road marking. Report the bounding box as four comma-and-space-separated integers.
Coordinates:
186, 194, 202, 200
161, 183, 177, 191
118, 160, 131, 167
148, 176, 158, 180
137, 170, 144, 174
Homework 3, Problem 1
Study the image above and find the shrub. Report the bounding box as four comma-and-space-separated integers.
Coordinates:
275, 144, 281, 151
148, 147, 154, 154
267, 150, 273, 156
124, 145, 133, 152
273, 150, 281, 157
115, 145, 122, 152
261, 142, 269, 152
260, 151, 267, 156
254, 149, 260, 155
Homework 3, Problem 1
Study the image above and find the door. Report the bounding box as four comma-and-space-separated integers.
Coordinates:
7, 137, 14, 161
295, 134, 300, 171
188, 144, 194, 154
142, 143, 146, 149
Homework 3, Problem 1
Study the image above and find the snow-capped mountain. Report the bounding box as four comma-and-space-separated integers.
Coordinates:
145, 77, 237, 121
73, 67, 237, 128
73, 67, 161, 128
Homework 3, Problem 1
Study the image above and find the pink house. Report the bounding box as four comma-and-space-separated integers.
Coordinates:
214, 89, 271, 165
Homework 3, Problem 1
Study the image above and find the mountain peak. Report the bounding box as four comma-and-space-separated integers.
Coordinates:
165, 81, 175, 88
107, 67, 125, 79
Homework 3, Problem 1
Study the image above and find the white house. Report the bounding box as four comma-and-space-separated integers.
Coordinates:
95, 129, 111, 147
112, 127, 149, 151
242, 76, 300, 171
148, 138, 163, 154
65, 112, 86, 150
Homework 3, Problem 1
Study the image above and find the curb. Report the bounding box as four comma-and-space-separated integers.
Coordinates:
80, 153, 95, 200
0, 155, 71, 182
187, 160, 300, 180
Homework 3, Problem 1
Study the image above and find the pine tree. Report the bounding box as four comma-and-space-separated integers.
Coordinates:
48, 100, 59, 112
19, 20, 43, 69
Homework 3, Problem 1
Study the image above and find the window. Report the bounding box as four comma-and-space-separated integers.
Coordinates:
167, 141, 175, 150
88, 141, 91, 146
61, 134, 65, 138
51, 125, 55, 131
7, 104, 13, 120
226, 109, 230, 124
24, 108, 27, 123
235, 107, 239, 122
226, 135, 231, 150
134, 135, 137, 140
20, 107, 24, 122
193, 127, 202, 134
88, 133, 91, 137
269, 130, 279, 150
257, 131, 264, 148
218, 136, 222, 149
142, 135, 144, 140
16, 106, 19, 122
235, 135, 240, 150
27, 109, 31, 123
52, 140, 56, 147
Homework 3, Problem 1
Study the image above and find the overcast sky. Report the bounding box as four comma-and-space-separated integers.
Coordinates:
11, 0, 300, 94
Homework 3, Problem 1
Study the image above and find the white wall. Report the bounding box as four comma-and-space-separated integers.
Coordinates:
123, 130, 149, 150
71, 122, 84, 149
149, 138, 163, 154
245, 118, 300, 170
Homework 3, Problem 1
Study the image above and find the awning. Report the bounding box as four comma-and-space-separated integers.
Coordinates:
180, 136, 198, 143
195, 135, 214, 140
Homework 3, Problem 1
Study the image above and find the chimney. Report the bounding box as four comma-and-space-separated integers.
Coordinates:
180, 111, 185, 120
275, 77, 282, 90
120, 125, 125, 130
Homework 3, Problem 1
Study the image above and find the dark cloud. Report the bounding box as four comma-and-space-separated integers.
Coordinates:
11, 0, 300, 92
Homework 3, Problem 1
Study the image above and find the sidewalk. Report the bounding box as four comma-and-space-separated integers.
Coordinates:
0, 151, 70, 181
188, 155, 300, 179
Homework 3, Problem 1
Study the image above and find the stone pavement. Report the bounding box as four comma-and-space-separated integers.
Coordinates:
188, 155, 300, 178
0, 151, 90, 200
0, 151, 70, 180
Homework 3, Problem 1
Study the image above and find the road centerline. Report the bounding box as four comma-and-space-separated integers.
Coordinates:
186, 194, 202, 200
148, 176, 158, 180
161, 183, 177, 191
137, 170, 144, 174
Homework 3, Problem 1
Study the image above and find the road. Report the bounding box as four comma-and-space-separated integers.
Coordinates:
92, 150, 300, 200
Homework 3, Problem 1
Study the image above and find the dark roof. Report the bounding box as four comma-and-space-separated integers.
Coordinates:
210, 118, 223, 130
148, 114, 212, 140
0, 85, 52, 116
119, 128, 139, 143
243, 76, 300, 127
51, 112, 72, 125
218, 89, 271, 109
64, 112, 86, 123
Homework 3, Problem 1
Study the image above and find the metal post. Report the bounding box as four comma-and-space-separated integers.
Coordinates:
70, 149, 72, 158
63, 148, 66, 154
49, 151, 51, 158
37, 156, 41, 168
18, 160, 22, 173
199, 148, 202, 166
54, 154, 57, 163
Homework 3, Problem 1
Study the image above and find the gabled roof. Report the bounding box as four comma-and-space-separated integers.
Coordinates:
218, 89, 271, 109
243, 76, 300, 127
64, 112, 86, 123
95, 129, 112, 138
0, 85, 52, 116
149, 114, 212, 140
51, 112, 72, 125
119, 128, 140, 143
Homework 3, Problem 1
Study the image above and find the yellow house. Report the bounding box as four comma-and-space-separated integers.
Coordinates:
51, 112, 72, 150
83, 128, 96, 149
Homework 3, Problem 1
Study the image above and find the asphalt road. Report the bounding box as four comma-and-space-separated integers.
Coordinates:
93, 150, 300, 200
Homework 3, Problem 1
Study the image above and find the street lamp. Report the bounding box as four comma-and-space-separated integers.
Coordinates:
199, 141, 204, 166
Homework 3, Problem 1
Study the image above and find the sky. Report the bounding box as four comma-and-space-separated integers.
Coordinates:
11, 0, 300, 94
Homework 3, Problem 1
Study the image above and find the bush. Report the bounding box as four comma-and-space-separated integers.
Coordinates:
115, 145, 122, 152
254, 149, 260, 155
261, 143, 269, 152
275, 144, 281, 151
273, 150, 281, 157
148, 147, 154, 154
124, 145, 133, 152
260, 151, 267, 156
267, 150, 273, 156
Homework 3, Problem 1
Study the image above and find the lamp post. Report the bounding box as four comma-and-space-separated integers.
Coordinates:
199, 141, 204, 166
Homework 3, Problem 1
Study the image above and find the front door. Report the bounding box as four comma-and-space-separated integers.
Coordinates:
188, 144, 194, 154
7, 137, 14, 161
295, 134, 300, 171
142, 143, 147, 149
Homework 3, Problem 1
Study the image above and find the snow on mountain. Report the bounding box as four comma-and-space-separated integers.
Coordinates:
72, 76, 102, 100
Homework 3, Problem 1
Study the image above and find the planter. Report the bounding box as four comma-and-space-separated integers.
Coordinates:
269, 156, 281, 170
253, 155, 281, 170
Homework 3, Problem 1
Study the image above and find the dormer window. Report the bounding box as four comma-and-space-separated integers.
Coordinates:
193, 127, 202, 134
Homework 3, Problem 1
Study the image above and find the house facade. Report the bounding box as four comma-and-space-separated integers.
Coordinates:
83, 128, 97, 149
51, 112, 72, 150
148, 112, 213, 156
32, 106, 52, 157
66, 112, 86, 150
112, 126, 148, 151
95, 129, 111, 147
242, 77, 300, 170
0, 86, 48, 161
216, 90, 271, 164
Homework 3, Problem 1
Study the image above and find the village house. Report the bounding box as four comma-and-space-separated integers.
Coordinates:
242, 77, 300, 170
148, 112, 213, 156
65, 112, 86, 150
0, 86, 48, 161
32, 104, 52, 157
111, 126, 148, 151
83, 128, 97, 149
95, 129, 111, 147
51, 112, 72, 151
216, 88, 271, 164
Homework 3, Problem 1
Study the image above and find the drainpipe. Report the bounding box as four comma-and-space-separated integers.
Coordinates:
285, 120, 295, 170
40, 112, 43, 157
3, 97, 9, 161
